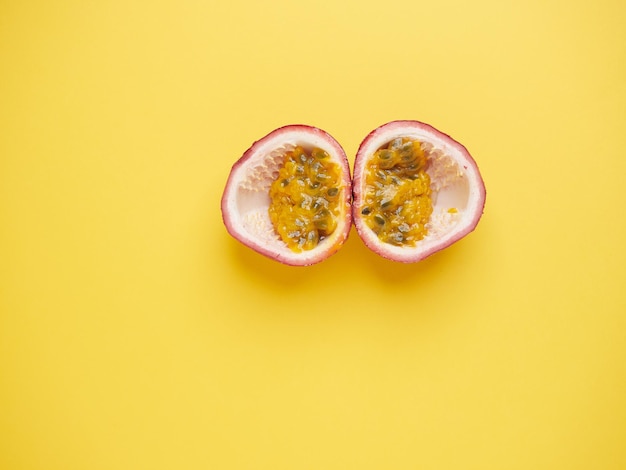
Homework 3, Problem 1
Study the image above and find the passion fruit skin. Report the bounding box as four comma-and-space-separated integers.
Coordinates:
221, 125, 352, 266
353, 120, 486, 263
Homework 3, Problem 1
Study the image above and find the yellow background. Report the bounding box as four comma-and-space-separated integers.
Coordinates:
1, 0, 625, 468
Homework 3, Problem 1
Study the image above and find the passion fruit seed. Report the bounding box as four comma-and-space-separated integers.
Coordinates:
268, 146, 343, 252
361, 138, 434, 246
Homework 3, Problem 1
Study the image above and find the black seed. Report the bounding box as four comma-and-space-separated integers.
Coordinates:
378, 149, 393, 160
312, 148, 329, 159
314, 220, 328, 230
327, 187, 338, 197
315, 208, 330, 219
400, 142, 413, 152
361, 207, 371, 215
389, 138, 403, 150
374, 214, 385, 225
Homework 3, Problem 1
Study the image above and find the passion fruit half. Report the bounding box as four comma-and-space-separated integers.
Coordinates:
353, 120, 486, 263
221, 125, 352, 266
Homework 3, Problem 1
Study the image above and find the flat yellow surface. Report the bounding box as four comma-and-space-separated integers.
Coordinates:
2, 1, 625, 469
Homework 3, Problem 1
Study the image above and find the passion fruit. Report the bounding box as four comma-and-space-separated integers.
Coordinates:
352, 120, 486, 263
221, 125, 352, 266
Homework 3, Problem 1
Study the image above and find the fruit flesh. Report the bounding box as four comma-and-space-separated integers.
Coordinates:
268, 146, 343, 252
361, 138, 433, 246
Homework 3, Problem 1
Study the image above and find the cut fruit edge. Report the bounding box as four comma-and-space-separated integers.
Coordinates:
353, 120, 486, 263
221, 125, 352, 266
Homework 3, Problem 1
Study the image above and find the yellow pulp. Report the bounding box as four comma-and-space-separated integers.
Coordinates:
361, 138, 433, 246
268, 146, 343, 252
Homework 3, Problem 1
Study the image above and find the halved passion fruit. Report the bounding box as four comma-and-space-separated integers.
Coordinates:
221, 125, 352, 266
353, 120, 486, 263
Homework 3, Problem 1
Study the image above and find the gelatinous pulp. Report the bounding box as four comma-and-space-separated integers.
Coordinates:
361, 138, 433, 246
268, 146, 343, 252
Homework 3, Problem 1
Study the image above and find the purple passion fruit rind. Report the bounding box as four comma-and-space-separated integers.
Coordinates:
353, 120, 486, 263
221, 125, 352, 266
